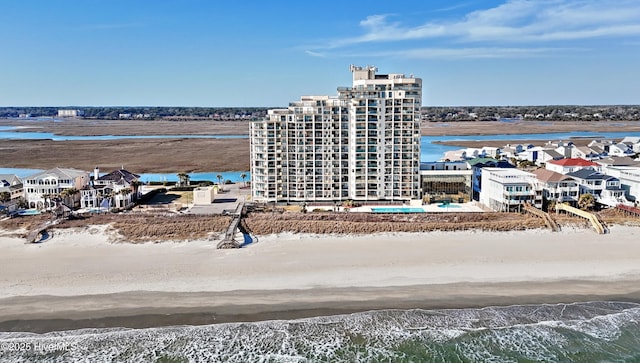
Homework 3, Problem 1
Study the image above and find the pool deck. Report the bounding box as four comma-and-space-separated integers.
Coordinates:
307, 202, 484, 213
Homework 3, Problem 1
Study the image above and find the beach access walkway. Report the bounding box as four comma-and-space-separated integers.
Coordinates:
616, 204, 640, 217
216, 201, 245, 249
523, 203, 560, 232
25, 218, 62, 243
555, 203, 607, 234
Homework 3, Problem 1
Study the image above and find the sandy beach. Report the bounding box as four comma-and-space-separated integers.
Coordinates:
1, 225, 640, 332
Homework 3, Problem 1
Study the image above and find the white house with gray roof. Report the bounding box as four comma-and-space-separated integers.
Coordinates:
23, 168, 91, 210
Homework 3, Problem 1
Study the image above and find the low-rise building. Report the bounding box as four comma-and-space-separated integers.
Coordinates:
419, 161, 472, 202
57, 109, 84, 118
479, 167, 542, 211
193, 186, 218, 205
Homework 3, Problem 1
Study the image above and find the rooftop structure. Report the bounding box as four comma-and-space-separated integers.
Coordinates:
250, 65, 422, 203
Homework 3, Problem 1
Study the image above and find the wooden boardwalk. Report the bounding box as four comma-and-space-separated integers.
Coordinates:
523, 204, 560, 232
26, 219, 62, 243
555, 203, 607, 234
216, 201, 245, 249
616, 204, 640, 217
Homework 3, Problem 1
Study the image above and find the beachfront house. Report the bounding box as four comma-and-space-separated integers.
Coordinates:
467, 158, 515, 202
479, 167, 542, 211
565, 169, 629, 207
595, 159, 640, 203
531, 169, 579, 207
0, 174, 24, 212
23, 168, 91, 210
80, 167, 141, 210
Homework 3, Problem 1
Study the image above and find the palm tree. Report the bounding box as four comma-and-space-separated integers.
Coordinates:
177, 172, 190, 187
240, 173, 247, 187
63, 188, 79, 209
40, 193, 51, 211
216, 174, 223, 187
130, 180, 142, 200
118, 188, 133, 208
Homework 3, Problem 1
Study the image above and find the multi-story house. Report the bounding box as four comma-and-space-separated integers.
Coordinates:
546, 158, 601, 174
80, 168, 141, 210
479, 167, 542, 211
250, 65, 422, 204
0, 174, 24, 201
23, 168, 91, 210
467, 158, 515, 202
531, 169, 579, 206
566, 169, 628, 207
0, 174, 24, 212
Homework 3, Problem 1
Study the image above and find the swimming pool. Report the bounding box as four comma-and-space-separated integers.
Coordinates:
371, 207, 425, 213
18, 209, 41, 216
437, 203, 461, 209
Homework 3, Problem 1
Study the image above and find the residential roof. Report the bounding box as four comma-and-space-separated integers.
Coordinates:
547, 158, 599, 167
596, 156, 640, 167
25, 167, 89, 180
467, 158, 514, 168
532, 169, 575, 183
0, 174, 22, 187
98, 169, 140, 183
483, 167, 535, 177
542, 150, 564, 159
566, 169, 616, 181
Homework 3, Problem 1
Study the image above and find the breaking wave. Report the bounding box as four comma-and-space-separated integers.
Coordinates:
1, 301, 640, 362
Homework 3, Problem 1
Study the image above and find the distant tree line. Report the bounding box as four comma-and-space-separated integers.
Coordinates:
0, 106, 274, 120
1, 105, 639, 121
422, 105, 640, 122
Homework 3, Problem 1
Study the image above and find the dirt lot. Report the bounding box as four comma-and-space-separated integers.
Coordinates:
1, 118, 638, 172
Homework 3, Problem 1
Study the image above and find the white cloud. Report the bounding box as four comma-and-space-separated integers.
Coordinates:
322, 0, 640, 48
304, 50, 326, 58
339, 46, 586, 60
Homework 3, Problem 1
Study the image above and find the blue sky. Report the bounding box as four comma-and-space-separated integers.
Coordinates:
1, 0, 639, 107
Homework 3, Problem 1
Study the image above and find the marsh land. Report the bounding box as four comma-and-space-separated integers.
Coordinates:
1, 118, 639, 172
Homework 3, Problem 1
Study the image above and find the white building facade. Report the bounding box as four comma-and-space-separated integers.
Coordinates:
250, 65, 422, 203
479, 168, 542, 211
23, 168, 91, 210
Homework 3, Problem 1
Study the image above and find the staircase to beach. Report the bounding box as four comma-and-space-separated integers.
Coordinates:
555, 203, 607, 234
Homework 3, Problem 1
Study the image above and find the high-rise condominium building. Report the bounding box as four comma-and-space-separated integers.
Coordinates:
250, 65, 422, 203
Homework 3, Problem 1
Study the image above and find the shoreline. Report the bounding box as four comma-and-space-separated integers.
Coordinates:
2, 225, 640, 333
2, 281, 640, 333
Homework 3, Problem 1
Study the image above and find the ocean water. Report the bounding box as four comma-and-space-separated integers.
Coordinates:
1, 301, 639, 362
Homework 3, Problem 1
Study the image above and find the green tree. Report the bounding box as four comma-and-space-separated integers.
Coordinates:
216, 174, 224, 187
240, 173, 247, 187
177, 172, 190, 187
0, 191, 11, 203
578, 193, 595, 210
